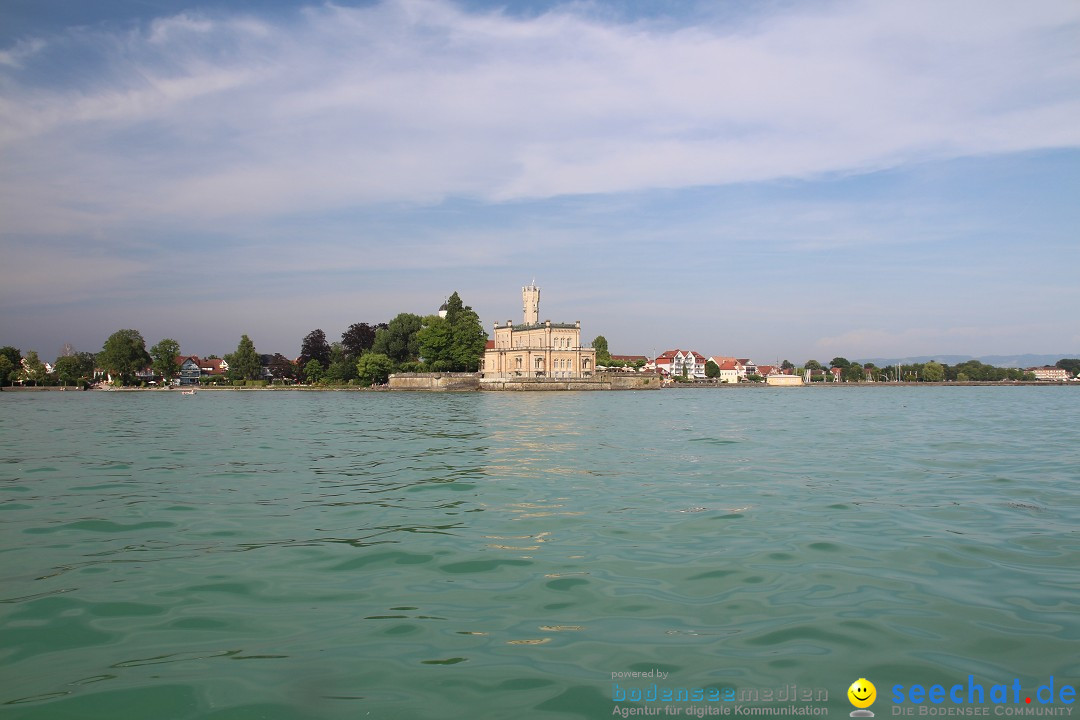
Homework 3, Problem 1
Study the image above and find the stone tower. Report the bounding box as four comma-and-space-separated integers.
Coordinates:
522, 283, 540, 325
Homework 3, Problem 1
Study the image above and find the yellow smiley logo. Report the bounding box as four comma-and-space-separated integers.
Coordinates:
848, 678, 877, 709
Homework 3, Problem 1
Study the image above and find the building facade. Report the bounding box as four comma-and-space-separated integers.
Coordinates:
178, 356, 202, 385
1028, 366, 1070, 381
710, 358, 743, 384
481, 284, 597, 379
654, 349, 708, 378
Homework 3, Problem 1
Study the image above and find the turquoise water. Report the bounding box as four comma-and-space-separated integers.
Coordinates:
1, 388, 1078, 719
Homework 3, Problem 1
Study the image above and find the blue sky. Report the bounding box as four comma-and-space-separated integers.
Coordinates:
2, 0, 1078, 363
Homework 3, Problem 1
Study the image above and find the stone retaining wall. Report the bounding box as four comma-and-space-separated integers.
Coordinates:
387, 373, 661, 391
479, 374, 660, 391
388, 373, 482, 391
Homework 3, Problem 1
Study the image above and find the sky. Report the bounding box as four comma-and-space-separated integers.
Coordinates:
2, 0, 1078, 363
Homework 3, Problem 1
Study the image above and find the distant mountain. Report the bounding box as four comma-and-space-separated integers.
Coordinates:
855, 354, 1079, 368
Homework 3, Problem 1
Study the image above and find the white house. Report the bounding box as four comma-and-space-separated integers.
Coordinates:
655, 349, 708, 378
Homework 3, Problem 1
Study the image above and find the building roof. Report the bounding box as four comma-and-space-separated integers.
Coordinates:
202, 358, 228, 373
511, 322, 579, 331
656, 349, 707, 362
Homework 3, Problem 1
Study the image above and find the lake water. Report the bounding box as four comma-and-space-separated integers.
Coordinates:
1, 387, 1078, 719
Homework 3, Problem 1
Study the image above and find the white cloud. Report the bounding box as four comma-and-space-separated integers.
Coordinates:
1, 0, 1078, 233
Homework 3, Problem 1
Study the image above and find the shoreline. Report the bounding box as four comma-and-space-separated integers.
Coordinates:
3, 381, 1077, 393
664, 380, 1079, 388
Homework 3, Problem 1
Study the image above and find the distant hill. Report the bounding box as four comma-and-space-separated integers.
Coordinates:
855, 354, 1079, 368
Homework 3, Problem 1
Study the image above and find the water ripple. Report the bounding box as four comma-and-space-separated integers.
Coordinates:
0, 388, 1077, 718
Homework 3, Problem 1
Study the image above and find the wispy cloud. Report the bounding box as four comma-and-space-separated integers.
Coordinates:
1, 0, 1078, 233
2, 0, 1078, 359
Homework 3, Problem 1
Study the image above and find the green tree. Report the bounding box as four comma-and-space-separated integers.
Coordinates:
150, 338, 182, 384
356, 352, 394, 385
226, 335, 262, 381
303, 359, 324, 384
923, 361, 945, 382
444, 292, 487, 371
98, 330, 150, 385
0, 347, 21, 385
804, 360, 823, 371
53, 355, 77, 386
324, 342, 358, 384
299, 329, 331, 368
342, 323, 379, 358
830, 357, 851, 369
372, 313, 424, 364
843, 362, 865, 382
1056, 358, 1080, 377
0, 355, 14, 387
781, 359, 794, 371
21, 350, 47, 385
952, 359, 1011, 382
77, 352, 96, 384
417, 315, 453, 370
591, 336, 612, 365
53, 352, 95, 386
415, 292, 487, 371
705, 359, 720, 378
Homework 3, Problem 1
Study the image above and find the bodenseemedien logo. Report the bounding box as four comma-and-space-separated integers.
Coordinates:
849, 678, 877, 717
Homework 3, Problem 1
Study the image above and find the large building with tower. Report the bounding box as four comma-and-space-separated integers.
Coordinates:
481, 284, 597, 379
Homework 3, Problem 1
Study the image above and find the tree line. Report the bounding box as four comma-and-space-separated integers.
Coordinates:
0, 291, 488, 388
754, 357, 1063, 383
4, 319, 1076, 388
659, 355, 1074, 383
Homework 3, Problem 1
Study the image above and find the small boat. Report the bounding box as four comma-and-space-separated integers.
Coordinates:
181, 389, 197, 395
